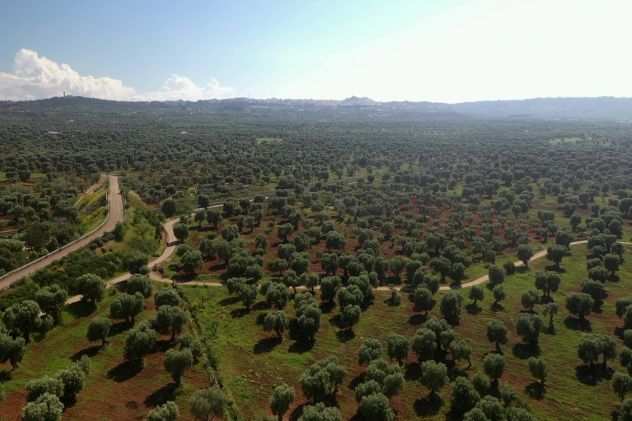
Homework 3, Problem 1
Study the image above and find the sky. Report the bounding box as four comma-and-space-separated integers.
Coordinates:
1, 0, 632, 103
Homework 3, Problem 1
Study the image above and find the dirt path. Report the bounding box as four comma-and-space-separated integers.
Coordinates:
62, 195, 631, 304
0, 175, 124, 291
143, 238, 632, 292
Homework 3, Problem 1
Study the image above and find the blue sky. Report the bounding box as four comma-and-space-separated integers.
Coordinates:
2, 0, 632, 102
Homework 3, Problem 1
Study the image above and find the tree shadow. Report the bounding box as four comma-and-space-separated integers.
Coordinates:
350, 373, 366, 390
288, 340, 314, 354
414, 394, 442, 417
289, 403, 307, 421
525, 382, 546, 399
110, 321, 133, 336
336, 329, 355, 343
255, 312, 266, 326
466, 303, 482, 315
230, 308, 250, 318
144, 383, 177, 406
512, 343, 540, 359
575, 364, 613, 386
219, 296, 240, 306
491, 302, 505, 312
575, 364, 613, 385
408, 313, 427, 326
71, 344, 102, 361
252, 300, 269, 311
66, 300, 96, 318
107, 359, 143, 382
405, 362, 422, 381
320, 301, 336, 314
253, 336, 282, 354
564, 316, 592, 332
0, 368, 12, 382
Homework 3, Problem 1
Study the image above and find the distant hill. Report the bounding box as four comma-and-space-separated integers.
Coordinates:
1, 95, 632, 123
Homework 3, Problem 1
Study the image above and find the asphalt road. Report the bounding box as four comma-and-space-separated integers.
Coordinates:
0, 175, 124, 291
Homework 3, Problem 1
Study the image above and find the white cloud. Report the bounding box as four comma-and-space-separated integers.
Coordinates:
135, 74, 232, 101
0, 49, 231, 101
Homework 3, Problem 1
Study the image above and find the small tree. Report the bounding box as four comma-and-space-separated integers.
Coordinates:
492, 285, 506, 308
264, 310, 288, 339
155, 305, 188, 341
125, 322, 158, 367
86, 317, 112, 347
25, 376, 64, 402
298, 403, 342, 421
440, 291, 463, 325
386, 334, 409, 365
543, 302, 559, 333
469, 285, 484, 308
21, 393, 64, 421
110, 292, 144, 326
358, 393, 395, 421
340, 304, 361, 333
126, 274, 153, 298
486, 320, 508, 354
154, 288, 181, 308
147, 401, 179, 421
173, 223, 189, 242
35, 285, 68, 324
613, 372, 632, 402
413, 287, 434, 315
420, 361, 448, 398
189, 388, 225, 421
517, 244, 534, 268
488, 265, 505, 287
161, 199, 177, 217
483, 354, 505, 388
0, 333, 26, 369
2, 300, 43, 343
516, 314, 544, 347
451, 377, 480, 415
164, 348, 193, 386
528, 357, 547, 385
75, 273, 105, 306
547, 245, 567, 271
270, 383, 295, 421
358, 338, 383, 365
566, 293, 594, 322
300, 357, 345, 403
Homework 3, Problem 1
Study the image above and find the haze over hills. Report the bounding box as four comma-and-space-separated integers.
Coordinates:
2, 96, 632, 123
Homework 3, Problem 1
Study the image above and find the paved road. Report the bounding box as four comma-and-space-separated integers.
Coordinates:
0, 175, 124, 291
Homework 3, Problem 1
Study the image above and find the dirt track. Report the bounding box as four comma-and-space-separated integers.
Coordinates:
62, 194, 632, 304
0, 175, 124, 291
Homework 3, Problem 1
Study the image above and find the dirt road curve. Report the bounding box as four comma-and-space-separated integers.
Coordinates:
0, 175, 124, 291
143, 237, 632, 292
62, 194, 632, 304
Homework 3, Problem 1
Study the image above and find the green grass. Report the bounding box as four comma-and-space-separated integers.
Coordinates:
75, 187, 107, 233
0, 284, 209, 420
183, 243, 632, 420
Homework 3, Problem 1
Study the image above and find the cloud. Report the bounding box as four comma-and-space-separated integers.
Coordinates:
0, 49, 231, 101
135, 74, 232, 101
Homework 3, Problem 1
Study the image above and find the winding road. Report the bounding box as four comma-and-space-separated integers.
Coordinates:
0, 175, 124, 291
133, 223, 632, 293
10, 176, 626, 303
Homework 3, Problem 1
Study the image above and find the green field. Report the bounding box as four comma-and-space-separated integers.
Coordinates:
183, 243, 632, 421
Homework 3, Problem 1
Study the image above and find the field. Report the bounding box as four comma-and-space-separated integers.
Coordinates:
184, 243, 632, 420
0, 284, 210, 420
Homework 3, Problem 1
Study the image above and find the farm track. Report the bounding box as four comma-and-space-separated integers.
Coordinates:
104, 218, 632, 295
0, 175, 124, 291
